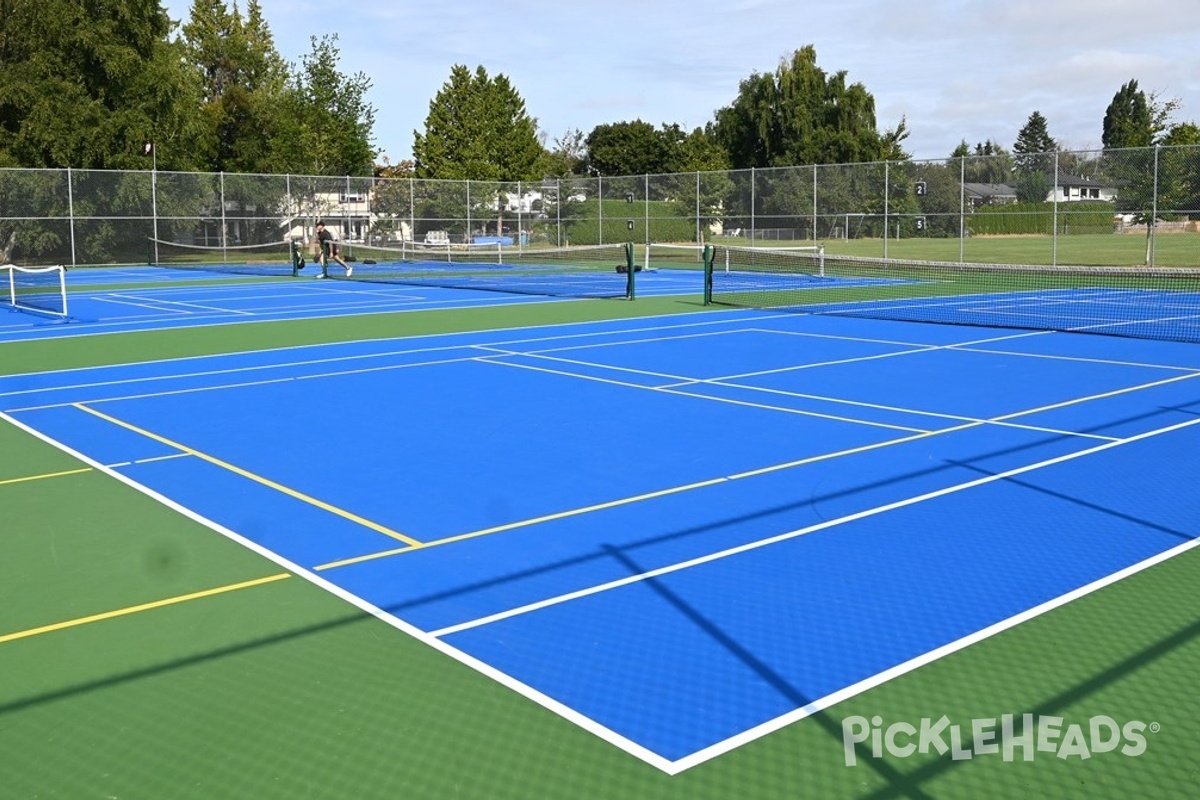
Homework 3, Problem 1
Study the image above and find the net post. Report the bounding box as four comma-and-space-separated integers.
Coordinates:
703, 244, 714, 304
56, 264, 68, 317
289, 240, 302, 277
147, 237, 155, 266
624, 242, 635, 299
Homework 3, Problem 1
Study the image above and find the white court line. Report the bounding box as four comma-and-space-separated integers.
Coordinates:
4, 311, 920, 404
0, 407, 676, 775
472, 354, 933, 433
429, 412, 1200, 640
472, 335, 1200, 443
429, 413, 1200, 774
0, 307, 756, 377
126, 294, 258, 316
104, 452, 193, 468
671, 530, 1200, 774
92, 294, 197, 315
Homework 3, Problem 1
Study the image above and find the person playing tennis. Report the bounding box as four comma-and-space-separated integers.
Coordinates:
314, 220, 352, 277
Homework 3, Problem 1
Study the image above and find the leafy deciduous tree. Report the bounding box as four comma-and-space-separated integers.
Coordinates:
268, 34, 376, 177
713, 45, 907, 170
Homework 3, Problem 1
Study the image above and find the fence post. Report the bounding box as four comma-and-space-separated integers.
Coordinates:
1151, 144, 1160, 267
67, 167, 77, 267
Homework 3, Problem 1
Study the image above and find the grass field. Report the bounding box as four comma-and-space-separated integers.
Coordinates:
3, 290, 1199, 799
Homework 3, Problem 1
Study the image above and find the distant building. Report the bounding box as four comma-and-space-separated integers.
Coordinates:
1048, 173, 1116, 203
962, 183, 1018, 207
962, 173, 1117, 208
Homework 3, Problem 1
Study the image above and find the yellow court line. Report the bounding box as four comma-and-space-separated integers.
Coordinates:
314, 369, 1198, 571
0, 573, 291, 645
0, 467, 94, 487
314, 424, 969, 572
313, 475, 730, 570
72, 403, 422, 548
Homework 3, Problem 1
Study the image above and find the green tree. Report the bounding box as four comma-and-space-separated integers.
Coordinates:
1159, 124, 1200, 222
413, 65, 542, 181
1013, 111, 1057, 175
540, 128, 588, 178
585, 120, 670, 176
180, 0, 288, 172
268, 34, 376, 176
664, 124, 730, 174
1100, 81, 1190, 259
0, 0, 196, 169
952, 140, 1013, 185
1102, 80, 1154, 149
713, 45, 907, 169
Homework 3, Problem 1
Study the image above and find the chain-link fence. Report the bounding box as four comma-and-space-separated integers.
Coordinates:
2, 144, 1197, 268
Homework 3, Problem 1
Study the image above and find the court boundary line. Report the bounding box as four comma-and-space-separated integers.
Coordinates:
429, 414, 1200, 639
9, 309, 1195, 408
0, 408, 679, 775
425, 413, 1200, 773
0, 309, 770, 383
71, 403, 422, 548
671, 533, 1200, 773
8, 317, 1200, 773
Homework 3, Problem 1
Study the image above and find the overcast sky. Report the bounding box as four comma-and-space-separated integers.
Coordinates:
162, 0, 1200, 165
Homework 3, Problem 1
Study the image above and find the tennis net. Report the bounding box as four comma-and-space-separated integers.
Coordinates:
704, 244, 1200, 343
325, 242, 636, 299
148, 239, 299, 277
5, 264, 68, 317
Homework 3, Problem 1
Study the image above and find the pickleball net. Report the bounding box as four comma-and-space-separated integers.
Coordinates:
704, 244, 1200, 343
326, 241, 636, 299
148, 239, 300, 277
5, 263, 68, 317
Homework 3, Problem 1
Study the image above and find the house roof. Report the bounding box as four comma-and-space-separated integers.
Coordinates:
1055, 173, 1107, 188
962, 182, 1017, 200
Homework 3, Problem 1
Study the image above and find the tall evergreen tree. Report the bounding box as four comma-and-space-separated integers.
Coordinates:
1013, 111, 1057, 176
0, 0, 194, 169
181, 0, 288, 172
1102, 80, 1154, 150
413, 65, 541, 181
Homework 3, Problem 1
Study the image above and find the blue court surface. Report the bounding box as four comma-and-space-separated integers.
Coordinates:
1, 265, 700, 341
4, 304, 1200, 773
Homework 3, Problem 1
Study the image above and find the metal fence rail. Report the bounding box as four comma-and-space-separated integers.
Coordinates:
1, 145, 1196, 269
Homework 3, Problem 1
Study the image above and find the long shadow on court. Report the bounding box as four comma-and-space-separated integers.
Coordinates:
347, 401, 1200, 620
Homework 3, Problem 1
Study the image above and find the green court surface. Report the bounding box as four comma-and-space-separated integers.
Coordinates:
3, 294, 1198, 799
